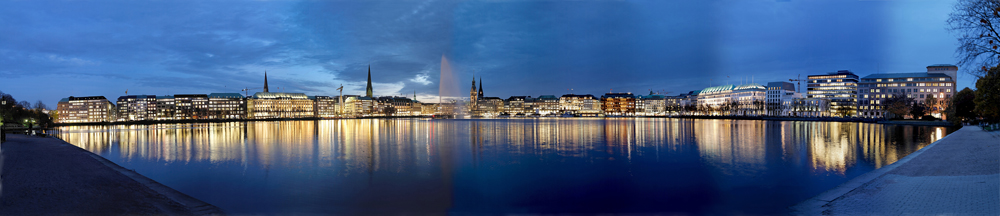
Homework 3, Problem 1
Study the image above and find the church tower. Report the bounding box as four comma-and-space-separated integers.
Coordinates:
470, 76, 478, 106
478, 78, 484, 100
365, 65, 373, 97
264, 71, 269, 93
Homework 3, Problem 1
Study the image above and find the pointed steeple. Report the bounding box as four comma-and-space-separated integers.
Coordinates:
264, 70, 270, 93
365, 65, 373, 97
478, 77, 483, 99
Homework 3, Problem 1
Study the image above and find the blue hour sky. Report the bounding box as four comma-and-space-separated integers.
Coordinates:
0, 0, 976, 105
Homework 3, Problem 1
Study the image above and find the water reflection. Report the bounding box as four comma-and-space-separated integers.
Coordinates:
55, 119, 951, 214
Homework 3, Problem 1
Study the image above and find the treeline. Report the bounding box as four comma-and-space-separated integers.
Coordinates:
0, 90, 55, 128
941, 67, 999, 124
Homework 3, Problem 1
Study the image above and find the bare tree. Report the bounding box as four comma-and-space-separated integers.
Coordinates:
948, 0, 1000, 77
17, 101, 31, 110
34, 100, 47, 111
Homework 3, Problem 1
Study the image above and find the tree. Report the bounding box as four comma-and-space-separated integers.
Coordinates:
925, 94, 939, 115
382, 106, 397, 116
948, 0, 1000, 76
17, 101, 31, 110
883, 93, 914, 119
976, 66, 1000, 121
911, 102, 927, 118
947, 87, 978, 123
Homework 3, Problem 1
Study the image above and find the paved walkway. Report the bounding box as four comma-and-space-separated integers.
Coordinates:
792, 126, 1000, 215
0, 134, 223, 215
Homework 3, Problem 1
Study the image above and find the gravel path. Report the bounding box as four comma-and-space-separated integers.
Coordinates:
0, 134, 223, 215
792, 126, 1000, 215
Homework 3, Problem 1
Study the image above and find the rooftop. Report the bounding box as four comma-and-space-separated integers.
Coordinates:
252, 92, 309, 99
861, 72, 951, 79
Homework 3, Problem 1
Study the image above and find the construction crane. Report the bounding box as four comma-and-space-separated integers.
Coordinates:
241, 87, 262, 97
336, 84, 344, 116
789, 74, 803, 93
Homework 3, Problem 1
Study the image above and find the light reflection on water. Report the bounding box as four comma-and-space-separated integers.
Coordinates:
55, 118, 951, 214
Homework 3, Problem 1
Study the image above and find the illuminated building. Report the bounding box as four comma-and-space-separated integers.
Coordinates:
788, 98, 829, 117
505, 96, 531, 115
207, 93, 245, 119
806, 70, 858, 117
313, 96, 339, 118
173, 94, 209, 119
56, 96, 116, 123
420, 103, 438, 116
600, 93, 636, 116
478, 97, 504, 117
636, 94, 666, 116
698, 85, 734, 111
533, 95, 560, 115
247, 92, 314, 119
116, 95, 157, 121
375, 96, 420, 116
154, 95, 175, 120
343, 95, 373, 117
731, 84, 766, 116
857, 64, 958, 119
559, 94, 600, 116
766, 82, 798, 116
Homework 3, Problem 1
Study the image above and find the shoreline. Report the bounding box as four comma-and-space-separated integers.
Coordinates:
51, 115, 954, 127
0, 134, 225, 215
789, 126, 999, 215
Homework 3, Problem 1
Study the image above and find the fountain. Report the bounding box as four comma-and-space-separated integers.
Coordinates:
436, 55, 464, 118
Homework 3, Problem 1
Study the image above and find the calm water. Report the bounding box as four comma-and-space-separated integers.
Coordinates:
54, 118, 952, 214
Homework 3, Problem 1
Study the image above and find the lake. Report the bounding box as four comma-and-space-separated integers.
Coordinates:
54, 118, 952, 214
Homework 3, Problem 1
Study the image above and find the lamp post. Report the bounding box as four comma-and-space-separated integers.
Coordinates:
23, 118, 35, 136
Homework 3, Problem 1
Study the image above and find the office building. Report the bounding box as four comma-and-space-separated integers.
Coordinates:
857, 64, 958, 119
766, 82, 798, 116
174, 94, 209, 119
248, 92, 314, 119
806, 70, 858, 116
207, 93, 245, 119
154, 95, 176, 120
313, 96, 339, 118
56, 96, 116, 123
116, 95, 157, 121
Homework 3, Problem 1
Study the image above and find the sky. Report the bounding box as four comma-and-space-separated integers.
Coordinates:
0, 0, 977, 106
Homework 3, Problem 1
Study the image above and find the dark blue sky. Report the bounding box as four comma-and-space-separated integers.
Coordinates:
0, 0, 975, 105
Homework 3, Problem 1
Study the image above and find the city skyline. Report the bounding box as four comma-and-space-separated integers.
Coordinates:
0, 0, 978, 107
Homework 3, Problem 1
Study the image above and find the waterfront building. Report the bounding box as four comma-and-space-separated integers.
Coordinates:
154, 95, 176, 120
600, 93, 636, 116
766, 82, 798, 116
343, 95, 373, 117
664, 95, 685, 115
534, 95, 560, 115
559, 94, 600, 116
173, 94, 209, 119
56, 96, 116, 123
697, 84, 766, 116
857, 64, 958, 119
375, 96, 419, 116
247, 92, 314, 119
207, 93, 245, 119
807, 70, 859, 117
420, 103, 438, 116
636, 95, 666, 116
479, 97, 504, 117
116, 95, 157, 121
697, 85, 733, 115
504, 96, 531, 115
731, 84, 766, 116
788, 98, 830, 117
313, 96, 339, 118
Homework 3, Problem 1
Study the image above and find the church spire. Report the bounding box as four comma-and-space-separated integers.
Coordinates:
478, 77, 483, 99
365, 65, 373, 97
264, 70, 269, 93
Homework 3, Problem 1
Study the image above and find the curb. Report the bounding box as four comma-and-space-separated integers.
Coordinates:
47, 136, 226, 215
788, 126, 972, 215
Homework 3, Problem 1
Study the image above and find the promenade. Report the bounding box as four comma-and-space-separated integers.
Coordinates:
0, 134, 223, 215
792, 126, 1000, 215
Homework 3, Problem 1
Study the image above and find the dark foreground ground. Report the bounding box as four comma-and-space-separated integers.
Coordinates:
0, 134, 223, 215
792, 126, 1000, 215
